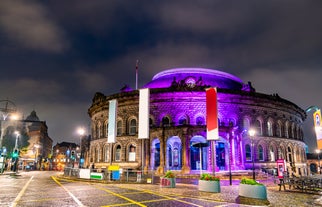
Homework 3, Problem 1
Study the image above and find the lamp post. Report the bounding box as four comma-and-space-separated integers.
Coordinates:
0, 100, 17, 148
316, 149, 321, 174
77, 127, 85, 168
249, 129, 256, 180
34, 144, 40, 170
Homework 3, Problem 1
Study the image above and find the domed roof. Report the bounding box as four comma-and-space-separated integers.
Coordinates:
25, 110, 40, 121
143, 68, 243, 90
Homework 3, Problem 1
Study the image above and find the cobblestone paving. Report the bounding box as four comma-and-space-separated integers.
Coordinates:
112, 180, 322, 207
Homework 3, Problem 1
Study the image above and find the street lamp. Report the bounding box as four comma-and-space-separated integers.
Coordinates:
249, 129, 256, 180
0, 100, 17, 148
77, 127, 85, 168
34, 144, 40, 170
14, 131, 20, 150
316, 149, 321, 174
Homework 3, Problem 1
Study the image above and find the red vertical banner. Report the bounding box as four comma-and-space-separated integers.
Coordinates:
206, 87, 219, 140
276, 159, 286, 179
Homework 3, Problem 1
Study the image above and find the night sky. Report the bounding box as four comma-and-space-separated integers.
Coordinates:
0, 1, 321, 152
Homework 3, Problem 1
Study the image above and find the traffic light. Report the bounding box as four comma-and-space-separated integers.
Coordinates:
12, 149, 19, 158
71, 150, 75, 160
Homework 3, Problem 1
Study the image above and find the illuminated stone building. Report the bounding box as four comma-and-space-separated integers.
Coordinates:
88, 68, 307, 176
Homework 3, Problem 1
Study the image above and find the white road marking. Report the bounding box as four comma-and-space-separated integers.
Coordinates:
51, 176, 86, 207
11, 175, 33, 207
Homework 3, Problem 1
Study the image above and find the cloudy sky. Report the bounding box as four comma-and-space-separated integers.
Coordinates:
0, 0, 321, 151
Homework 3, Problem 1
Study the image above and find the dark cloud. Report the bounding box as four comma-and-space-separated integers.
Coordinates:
0, 0, 68, 53
0, 0, 321, 152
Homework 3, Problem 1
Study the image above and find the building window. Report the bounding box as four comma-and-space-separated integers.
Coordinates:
276, 122, 282, 137
117, 120, 122, 136
178, 116, 187, 125
196, 116, 204, 125
243, 118, 250, 130
258, 145, 264, 161
255, 120, 262, 136
267, 121, 273, 136
245, 144, 252, 161
270, 146, 275, 161
115, 145, 121, 161
162, 116, 170, 127
128, 144, 136, 161
129, 119, 137, 135
285, 122, 289, 138
103, 145, 109, 162
104, 121, 108, 137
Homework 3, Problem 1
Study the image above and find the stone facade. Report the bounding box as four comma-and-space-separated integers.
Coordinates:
88, 68, 307, 176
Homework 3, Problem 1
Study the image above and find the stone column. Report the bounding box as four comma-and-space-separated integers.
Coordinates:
181, 134, 190, 174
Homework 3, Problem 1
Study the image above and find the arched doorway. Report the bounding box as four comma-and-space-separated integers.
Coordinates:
190, 136, 208, 171
166, 136, 182, 170
310, 163, 318, 174
151, 139, 160, 170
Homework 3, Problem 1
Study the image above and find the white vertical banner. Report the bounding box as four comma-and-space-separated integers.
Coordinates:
108, 99, 118, 143
138, 88, 150, 139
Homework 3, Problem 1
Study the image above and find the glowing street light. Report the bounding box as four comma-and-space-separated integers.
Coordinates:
77, 127, 85, 168
249, 129, 256, 180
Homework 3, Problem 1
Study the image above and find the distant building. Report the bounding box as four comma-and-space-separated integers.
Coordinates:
52, 142, 79, 170
306, 153, 321, 175
21, 110, 53, 170
88, 68, 307, 176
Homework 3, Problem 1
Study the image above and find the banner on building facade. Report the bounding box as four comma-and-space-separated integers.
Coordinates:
138, 88, 150, 139
108, 99, 118, 143
206, 87, 219, 140
313, 109, 322, 149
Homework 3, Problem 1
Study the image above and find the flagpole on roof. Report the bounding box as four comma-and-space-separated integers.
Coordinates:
136, 60, 139, 90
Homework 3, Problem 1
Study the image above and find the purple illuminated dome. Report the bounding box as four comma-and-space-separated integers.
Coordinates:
144, 68, 243, 90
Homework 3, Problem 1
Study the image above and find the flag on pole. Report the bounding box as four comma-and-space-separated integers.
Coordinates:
108, 99, 118, 143
138, 88, 150, 139
136, 60, 139, 90
206, 87, 219, 140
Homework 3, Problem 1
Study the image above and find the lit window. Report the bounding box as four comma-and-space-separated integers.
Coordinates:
245, 144, 252, 161
258, 145, 264, 161
117, 120, 122, 136
129, 119, 137, 135
115, 145, 121, 161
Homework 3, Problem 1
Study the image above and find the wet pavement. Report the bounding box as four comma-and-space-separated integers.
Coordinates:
1, 171, 322, 207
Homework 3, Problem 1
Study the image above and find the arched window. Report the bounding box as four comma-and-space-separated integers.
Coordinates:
117, 120, 122, 136
255, 120, 262, 136
267, 120, 273, 136
196, 116, 205, 125
128, 144, 136, 161
285, 122, 289, 138
115, 145, 121, 161
129, 119, 137, 135
258, 145, 264, 161
162, 116, 170, 127
287, 147, 293, 163
103, 145, 109, 162
103, 121, 108, 137
243, 118, 250, 130
270, 146, 275, 161
278, 146, 285, 159
245, 144, 252, 161
178, 116, 187, 125
276, 121, 282, 137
